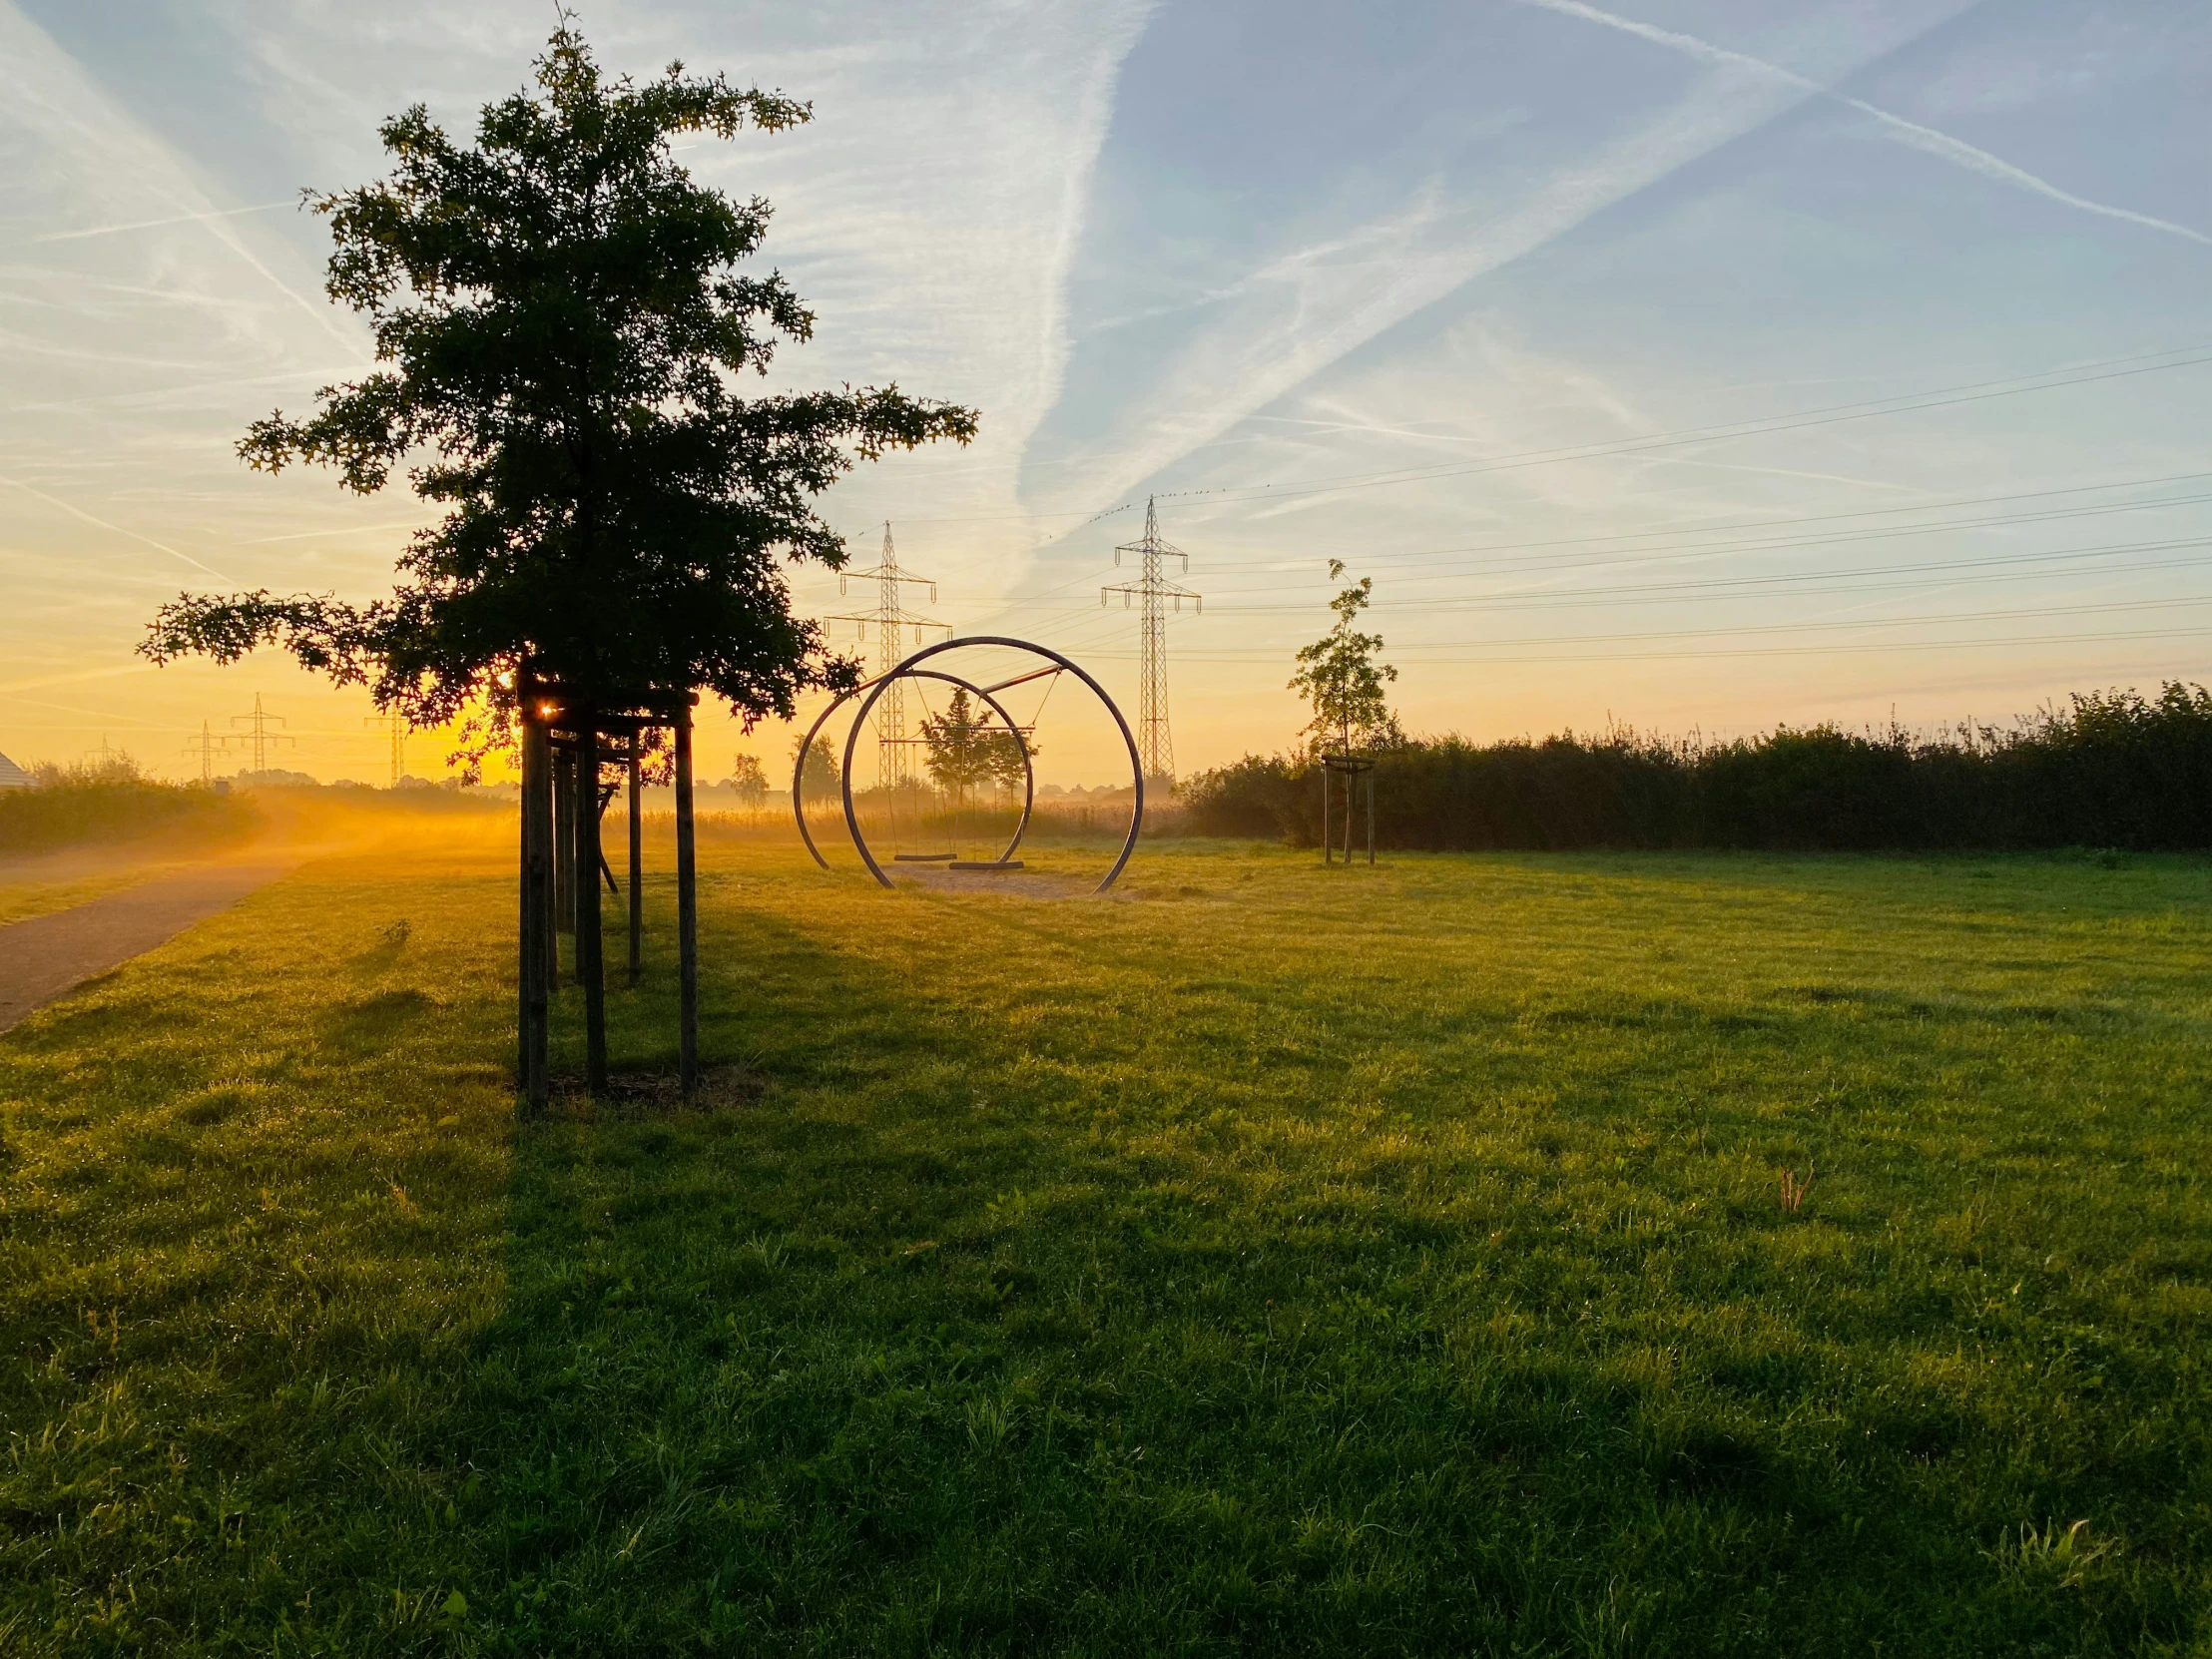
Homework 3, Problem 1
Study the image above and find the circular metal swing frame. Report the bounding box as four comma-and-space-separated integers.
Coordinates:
792, 635, 1145, 895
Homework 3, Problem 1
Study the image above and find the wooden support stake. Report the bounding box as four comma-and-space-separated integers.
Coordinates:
1321, 764, 1332, 866
519, 715, 551, 1114
1367, 769, 1376, 866
676, 701, 699, 1098
542, 739, 560, 995
553, 745, 575, 956
577, 720, 608, 1096
628, 732, 642, 985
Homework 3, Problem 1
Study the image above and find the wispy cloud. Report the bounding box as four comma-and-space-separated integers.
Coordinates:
0, 471, 232, 581
1514, 0, 2212, 246
1024, 58, 1831, 514
36, 201, 295, 244
202, 0, 1157, 595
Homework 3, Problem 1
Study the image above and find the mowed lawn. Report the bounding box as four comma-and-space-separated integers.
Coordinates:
2, 824, 2208, 1656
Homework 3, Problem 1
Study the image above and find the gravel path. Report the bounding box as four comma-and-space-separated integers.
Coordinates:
0, 862, 291, 1031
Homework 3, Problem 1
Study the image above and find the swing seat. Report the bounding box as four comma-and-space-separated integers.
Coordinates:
893, 851, 958, 861
948, 859, 1023, 871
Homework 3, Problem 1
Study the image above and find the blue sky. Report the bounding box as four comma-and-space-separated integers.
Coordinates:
1, 0, 2206, 783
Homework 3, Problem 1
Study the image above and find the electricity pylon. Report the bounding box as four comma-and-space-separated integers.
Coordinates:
231, 694, 294, 776
182, 721, 231, 785
828, 523, 945, 789
365, 713, 406, 786
1102, 496, 1201, 784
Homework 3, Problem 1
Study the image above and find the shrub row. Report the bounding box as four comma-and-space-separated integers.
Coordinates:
0, 766, 255, 856
1181, 683, 2212, 851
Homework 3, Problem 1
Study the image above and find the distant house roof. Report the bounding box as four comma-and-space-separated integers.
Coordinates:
0, 751, 29, 789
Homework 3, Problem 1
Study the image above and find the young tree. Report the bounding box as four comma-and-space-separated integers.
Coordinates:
1289, 560, 1402, 757
730, 754, 769, 813
140, 25, 977, 747
920, 689, 1030, 809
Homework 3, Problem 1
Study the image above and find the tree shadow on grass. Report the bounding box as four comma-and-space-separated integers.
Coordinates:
458, 902, 2189, 1659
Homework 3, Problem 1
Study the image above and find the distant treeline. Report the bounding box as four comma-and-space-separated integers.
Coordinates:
1182, 683, 2212, 852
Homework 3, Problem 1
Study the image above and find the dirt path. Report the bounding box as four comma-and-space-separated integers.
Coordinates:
0, 861, 293, 1032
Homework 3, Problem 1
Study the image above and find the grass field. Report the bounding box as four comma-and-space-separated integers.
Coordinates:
2, 825, 2208, 1655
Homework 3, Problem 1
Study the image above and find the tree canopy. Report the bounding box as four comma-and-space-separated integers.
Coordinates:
793, 732, 841, 804
729, 753, 770, 809
1289, 560, 1402, 757
141, 26, 976, 751
920, 689, 1029, 798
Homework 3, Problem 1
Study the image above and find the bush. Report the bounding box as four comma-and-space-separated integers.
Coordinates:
0, 757, 255, 856
1181, 683, 2212, 852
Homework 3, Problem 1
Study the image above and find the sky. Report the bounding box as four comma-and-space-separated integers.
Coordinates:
1, 0, 2207, 787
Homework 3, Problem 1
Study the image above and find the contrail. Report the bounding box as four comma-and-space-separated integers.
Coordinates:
1838, 98, 2212, 246
0, 473, 232, 582
1513, 0, 2212, 248
35, 201, 293, 243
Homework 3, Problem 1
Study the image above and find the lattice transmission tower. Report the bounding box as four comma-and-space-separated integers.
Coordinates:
829, 523, 945, 789
231, 694, 293, 776
181, 721, 231, 785
365, 713, 406, 786
1102, 496, 1202, 783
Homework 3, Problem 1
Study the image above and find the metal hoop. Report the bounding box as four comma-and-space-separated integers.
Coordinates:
839, 637, 1143, 895
793, 669, 1034, 870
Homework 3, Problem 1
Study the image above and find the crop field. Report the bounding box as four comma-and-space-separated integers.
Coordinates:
2, 825, 2208, 1655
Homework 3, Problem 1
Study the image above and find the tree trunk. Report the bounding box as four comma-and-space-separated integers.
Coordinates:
576, 720, 608, 1096
519, 715, 551, 1114
628, 733, 642, 985
676, 701, 699, 1098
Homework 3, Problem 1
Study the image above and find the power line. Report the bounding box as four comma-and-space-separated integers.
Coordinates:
960, 538, 2211, 632
861, 344, 2212, 528
1182, 489, 2212, 592
1151, 348, 2212, 511
1249, 536, 2212, 614
1322, 594, 2212, 652
1091, 624, 2212, 667
925, 473, 2212, 620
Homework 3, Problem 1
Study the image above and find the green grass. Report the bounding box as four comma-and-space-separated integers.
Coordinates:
2, 830, 2208, 1655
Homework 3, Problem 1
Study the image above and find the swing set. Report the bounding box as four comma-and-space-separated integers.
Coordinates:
795, 636, 1146, 894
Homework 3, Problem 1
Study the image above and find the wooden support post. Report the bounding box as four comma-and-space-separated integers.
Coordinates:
553, 742, 575, 982
576, 720, 608, 1096
1321, 764, 1332, 865
627, 732, 642, 985
676, 700, 699, 1098
1344, 769, 1355, 866
519, 715, 551, 1114
1367, 769, 1376, 866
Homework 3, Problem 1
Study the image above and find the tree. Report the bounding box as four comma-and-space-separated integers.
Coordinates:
1289, 560, 1401, 757
730, 754, 769, 812
139, 25, 977, 751
920, 689, 1029, 806
793, 732, 840, 804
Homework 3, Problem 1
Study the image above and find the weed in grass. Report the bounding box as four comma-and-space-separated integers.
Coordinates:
1986, 1518, 2116, 1590
1779, 1161, 1815, 1214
